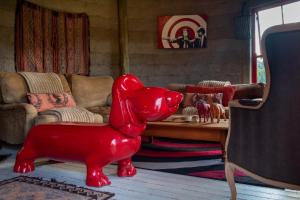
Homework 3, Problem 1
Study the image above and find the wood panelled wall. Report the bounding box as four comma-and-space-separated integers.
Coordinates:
0, 0, 251, 86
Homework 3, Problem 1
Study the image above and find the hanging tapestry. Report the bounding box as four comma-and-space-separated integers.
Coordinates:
15, 0, 90, 75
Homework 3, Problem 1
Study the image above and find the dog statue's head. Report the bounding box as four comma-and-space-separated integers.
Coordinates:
109, 74, 183, 137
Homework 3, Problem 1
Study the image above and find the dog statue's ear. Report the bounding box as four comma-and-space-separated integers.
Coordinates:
109, 74, 145, 137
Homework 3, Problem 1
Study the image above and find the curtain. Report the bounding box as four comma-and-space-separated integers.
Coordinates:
15, 0, 90, 75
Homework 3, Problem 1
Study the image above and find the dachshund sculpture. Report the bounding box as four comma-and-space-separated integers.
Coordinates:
14, 74, 183, 187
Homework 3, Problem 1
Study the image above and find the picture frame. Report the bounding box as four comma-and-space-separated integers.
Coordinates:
158, 15, 208, 49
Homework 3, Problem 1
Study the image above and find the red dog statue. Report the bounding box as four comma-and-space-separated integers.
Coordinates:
14, 74, 183, 187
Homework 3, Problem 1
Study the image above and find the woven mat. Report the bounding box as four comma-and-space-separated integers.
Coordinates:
0, 176, 114, 200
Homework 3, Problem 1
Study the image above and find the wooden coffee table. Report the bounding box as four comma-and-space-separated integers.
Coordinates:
143, 120, 229, 158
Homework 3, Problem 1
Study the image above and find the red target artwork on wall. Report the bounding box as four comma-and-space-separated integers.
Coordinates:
158, 15, 208, 49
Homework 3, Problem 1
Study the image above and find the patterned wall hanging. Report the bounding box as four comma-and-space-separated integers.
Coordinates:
158, 15, 208, 49
15, 0, 90, 75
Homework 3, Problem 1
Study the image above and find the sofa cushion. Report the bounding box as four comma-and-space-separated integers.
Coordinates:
69, 75, 113, 108
183, 93, 194, 107
58, 74, 71, 93
106, 93, 112, 106
1, 73, 71, 104
86, 105, 111, 123
167, 83, 192, 92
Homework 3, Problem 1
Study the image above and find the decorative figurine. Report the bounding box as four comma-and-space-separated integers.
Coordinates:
206, 95, 226, 123
194, 99, 211, 122
14, 74, 183, 187
192, 94, 210, 122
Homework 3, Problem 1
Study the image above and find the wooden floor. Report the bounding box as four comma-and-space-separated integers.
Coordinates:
0, 147, 300, 200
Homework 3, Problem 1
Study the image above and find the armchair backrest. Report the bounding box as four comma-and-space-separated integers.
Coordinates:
262, 22, 300, 110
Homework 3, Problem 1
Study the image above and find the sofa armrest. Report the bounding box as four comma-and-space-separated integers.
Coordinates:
0, 103, 37, 115
233, 83, 265, 100
237, 98, 262, 107
229, 99, 264, 110
0, 103, 38, 144
106, 93, 112, 106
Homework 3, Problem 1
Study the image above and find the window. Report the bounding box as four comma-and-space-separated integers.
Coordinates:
252, 0, 300, 83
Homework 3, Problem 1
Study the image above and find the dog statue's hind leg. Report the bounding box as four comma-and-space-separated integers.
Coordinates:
118, 158, 137, 177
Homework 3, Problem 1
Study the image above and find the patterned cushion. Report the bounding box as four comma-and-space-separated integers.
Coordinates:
197, 80, 231, 87
183, 93, 222, 109
27, 93, 76, 112
192, 93, 223, 106
186, 86, 236, 107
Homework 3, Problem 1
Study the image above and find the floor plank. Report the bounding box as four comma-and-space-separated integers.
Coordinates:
0, 147, 299, 200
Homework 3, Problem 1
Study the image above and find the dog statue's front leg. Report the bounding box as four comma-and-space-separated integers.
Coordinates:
14, 145, 37, 173
86, 163, 111, 187
117, 158, 136, 177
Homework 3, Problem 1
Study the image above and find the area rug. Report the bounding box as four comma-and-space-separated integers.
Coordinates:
132, 137, 266, 187
0, 154, 10, 162
0, 176, 114, 200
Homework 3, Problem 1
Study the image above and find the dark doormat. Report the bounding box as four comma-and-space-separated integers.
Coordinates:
0, 176, 114, 200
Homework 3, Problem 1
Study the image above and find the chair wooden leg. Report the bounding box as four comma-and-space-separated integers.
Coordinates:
225, 162, 237, 200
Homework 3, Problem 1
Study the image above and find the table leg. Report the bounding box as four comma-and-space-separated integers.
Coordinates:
142, 136, 154, 144
220, 133, 227, 161
149, 136, 154, 144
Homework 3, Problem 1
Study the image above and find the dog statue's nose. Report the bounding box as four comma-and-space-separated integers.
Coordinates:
165, 91, 183, 107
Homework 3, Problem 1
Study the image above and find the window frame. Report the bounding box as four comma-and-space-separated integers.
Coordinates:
251, 0, 299, 83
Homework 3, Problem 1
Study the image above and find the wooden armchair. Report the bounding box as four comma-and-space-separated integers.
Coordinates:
225, 23, 300, 199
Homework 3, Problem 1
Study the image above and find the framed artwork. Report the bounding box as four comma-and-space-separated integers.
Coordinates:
158, 15, 208, 49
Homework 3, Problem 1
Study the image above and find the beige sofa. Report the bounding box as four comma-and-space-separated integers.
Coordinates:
0, 72, 113, 144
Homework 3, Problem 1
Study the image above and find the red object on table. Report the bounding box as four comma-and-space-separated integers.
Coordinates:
14, 74, 183, 187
